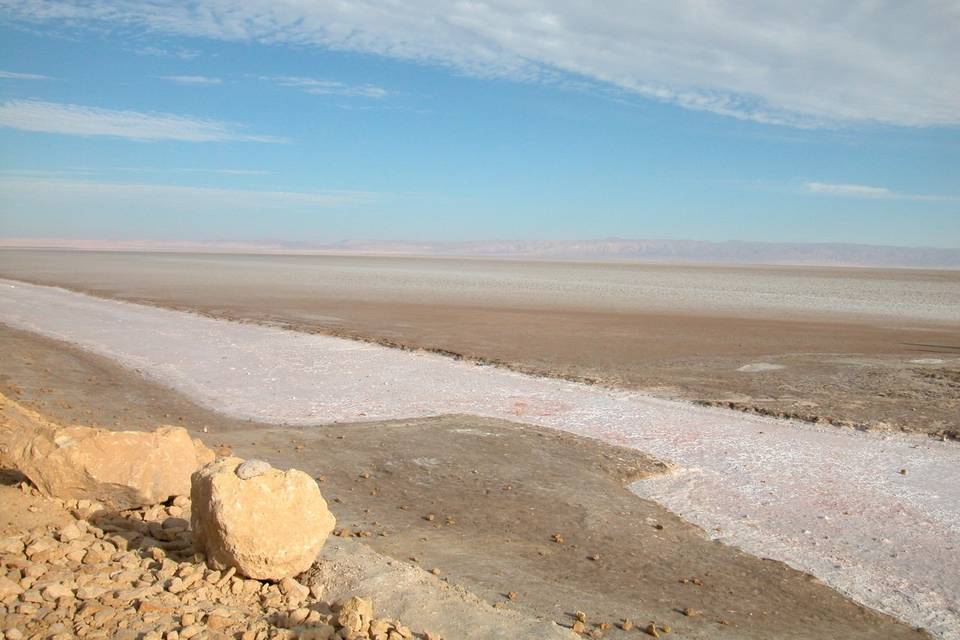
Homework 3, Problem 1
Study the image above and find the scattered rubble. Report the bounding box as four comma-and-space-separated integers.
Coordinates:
0, 488, 439, 640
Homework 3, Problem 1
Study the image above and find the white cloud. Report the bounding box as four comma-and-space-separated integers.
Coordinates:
263, 76, 388, 98
805, 182, 894, 198
134, 45, 200, 60
0, 176, 377, 210
159, 75, 222, 85
99, 167, 272, 176
1, 1, 958, 127
805, 182, 959, 202
0, 99, 284, 142
0, 69, 50, 80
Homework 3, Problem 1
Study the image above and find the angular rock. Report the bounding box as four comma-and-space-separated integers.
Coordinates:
335, 596, 373, 634
0, 575, 24, 599
57, 523, 83, 543
190, 457, 336, 580
7, 402, 215, 509
0, 536, 25, 554
42, 583, 74, 601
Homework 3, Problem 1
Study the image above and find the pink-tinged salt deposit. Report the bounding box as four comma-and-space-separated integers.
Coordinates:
2, 279, 958, 638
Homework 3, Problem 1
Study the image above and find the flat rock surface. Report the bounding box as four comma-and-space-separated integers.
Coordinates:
312, 539, 578, 640
1, 280, 958, 638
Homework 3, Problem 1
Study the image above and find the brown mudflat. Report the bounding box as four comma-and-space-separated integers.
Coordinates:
0, 325, 929, 639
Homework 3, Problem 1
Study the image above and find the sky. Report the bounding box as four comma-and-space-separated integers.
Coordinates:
0, 1, 958, 248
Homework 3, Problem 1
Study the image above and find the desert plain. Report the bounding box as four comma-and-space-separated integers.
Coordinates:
1, 249, 957, 436
0, 248, 958, 639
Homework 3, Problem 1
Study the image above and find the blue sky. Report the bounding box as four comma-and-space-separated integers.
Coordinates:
0, 1, 958, 247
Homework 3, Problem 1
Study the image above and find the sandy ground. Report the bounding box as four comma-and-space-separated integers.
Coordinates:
1, 281, 958, 638
0, 325, 928, 639
1, 249, 957, 437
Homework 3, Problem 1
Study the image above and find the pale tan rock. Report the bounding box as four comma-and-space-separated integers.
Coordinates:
215, 566, 236, 588
0, 536, 24, 554
8, 413, 215, 509
279, 577, 309, 608
81, 546, 110, 566
76, 585, 107, 600
335, 596, 373, 634
66, 548, 86, 563
369, 619, 391, 637
288, 607, 310, 625
206, 613, 232, 630
179, 624, 202, 639
0, 575, 24, 599
57, 523, 83, 543
42, 583, 74, 601
190, 458, 335, 580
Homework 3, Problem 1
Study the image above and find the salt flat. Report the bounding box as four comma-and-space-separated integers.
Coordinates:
1, 279, 958, 638
3, 249, 959, 322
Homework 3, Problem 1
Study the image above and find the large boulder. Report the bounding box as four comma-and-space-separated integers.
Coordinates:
191, 457, 336, 580
4, 393, 215, 509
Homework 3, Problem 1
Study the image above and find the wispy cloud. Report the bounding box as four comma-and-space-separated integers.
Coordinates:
0, 176, 378, 210
263, 76, 388, 98
805, 182, 894, 198
1, 1, 958, 127
0, 69, 50, 80
0, 99, 285, 143
134, 45, 200, 60
113, 167, 271, 176
805, 182, 959, 202
0, 167, 271, 177
159, 75, 222, 85
212, 169, 269, 175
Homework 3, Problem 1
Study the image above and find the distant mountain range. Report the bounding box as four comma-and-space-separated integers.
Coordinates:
2, 237, 959, 269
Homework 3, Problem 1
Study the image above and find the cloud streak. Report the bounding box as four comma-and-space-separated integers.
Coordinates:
0, 99, 284, 142
159, 75, 222, 85
805, 182, 959, 202
0, 176, 378, 210
1, 1, 958, 127
262, 76, 388, 98
134, 45, 200, 60
0, 69, 50, 80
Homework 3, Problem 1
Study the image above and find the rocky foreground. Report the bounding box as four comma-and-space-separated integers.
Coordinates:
0, 481, 435, 640
0, 389, 586, 640
0, 392, 446, 640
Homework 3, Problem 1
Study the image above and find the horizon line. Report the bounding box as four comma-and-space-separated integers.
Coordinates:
1, 237, 958, 270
